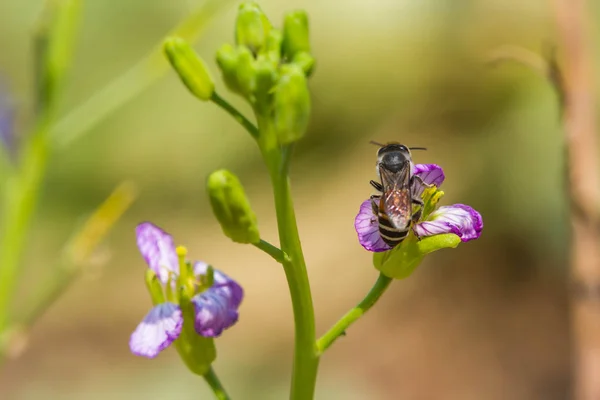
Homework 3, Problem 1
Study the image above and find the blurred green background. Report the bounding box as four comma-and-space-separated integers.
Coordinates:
0, 0, 593, 398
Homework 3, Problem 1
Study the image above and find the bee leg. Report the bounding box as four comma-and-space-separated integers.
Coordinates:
411, 174, 434, 189
411, 208, 423, 241
370, 195, 380, 215
411, 197, 424, 206
370, 180, 383, 192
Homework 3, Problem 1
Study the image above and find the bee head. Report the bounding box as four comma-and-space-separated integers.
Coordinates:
376, 142, 411, 172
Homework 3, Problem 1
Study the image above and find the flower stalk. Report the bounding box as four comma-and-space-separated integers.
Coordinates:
317, 273, 392, 354
203, 367, 231, 400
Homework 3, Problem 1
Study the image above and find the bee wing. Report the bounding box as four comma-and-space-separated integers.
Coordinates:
378, 161, 411, 191
378, 161, 412, 229
381, 188, 412, 229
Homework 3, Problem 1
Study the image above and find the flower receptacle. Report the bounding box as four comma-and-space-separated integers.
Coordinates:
373, 234, 461, 279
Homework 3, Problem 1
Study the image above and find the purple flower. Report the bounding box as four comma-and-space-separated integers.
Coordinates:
355, 163, 482, 252
130, 222, 243, 358
413, 204, 483, 242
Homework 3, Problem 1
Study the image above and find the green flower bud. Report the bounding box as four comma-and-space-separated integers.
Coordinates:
254, 55, 278, 112
265, 29, 283, 63
273, 65, 311, 144
292, 51, 315, 77
282, 10, 310, 59
235, 46, 257, 98
164, 37, 214, 101
207, 169, 260, 244
216, 43, 242, 94
373, 234, 461, 279
235, 1, 271, 53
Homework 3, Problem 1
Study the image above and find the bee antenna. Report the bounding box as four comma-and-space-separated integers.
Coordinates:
369, 140, 385, 147
409, 147, 427, 151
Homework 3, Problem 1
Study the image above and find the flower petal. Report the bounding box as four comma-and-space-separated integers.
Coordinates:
129, 302, 183, 358
192, 268, 244, 337
354, 199, 392, 252
414, 204, 483, 242
136, 222, 179, 284
194, 262, 244, 308
412, 164, 445, 197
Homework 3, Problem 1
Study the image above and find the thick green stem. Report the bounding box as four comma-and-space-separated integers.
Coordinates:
203, 367, 231, 400
257, 119, 318, 399
316, 273, 392, 354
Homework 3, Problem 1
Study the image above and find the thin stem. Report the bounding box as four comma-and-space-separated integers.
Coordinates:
553, 1, 600, 399
0, 116, 51, 330
316, 273, 392, 354
211, 92, 259, 139
257, 119, 318, 400
253, 239, 289, 264
203, 367, 231, 400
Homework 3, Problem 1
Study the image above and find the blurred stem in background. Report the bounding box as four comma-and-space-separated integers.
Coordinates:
552, 0, 600, 399
0, 0, 229, 363
0, 0, 82, 331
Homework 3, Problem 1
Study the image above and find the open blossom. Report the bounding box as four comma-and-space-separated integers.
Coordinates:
355, 164, 482, 252
130, 222, 243, 358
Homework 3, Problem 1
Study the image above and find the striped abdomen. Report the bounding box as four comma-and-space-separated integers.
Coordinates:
377, 212, 409, 247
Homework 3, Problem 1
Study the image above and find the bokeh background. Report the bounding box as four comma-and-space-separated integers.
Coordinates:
0, 0, 594, 398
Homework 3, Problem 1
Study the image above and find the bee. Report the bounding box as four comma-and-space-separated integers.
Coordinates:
369, 141, 428, 248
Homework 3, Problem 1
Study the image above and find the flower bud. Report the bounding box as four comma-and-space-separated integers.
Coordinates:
235, 1, 271, 53
216, 43, 241, 93
254, 55, 278, 112
282, 10, 310, 59
292, 52, 315, 77
235, 46, 257, 98
164, 37, 214, 101
373, 234, 461, 279
207, 169, 260, 244
265, 29, 283, 63
273, 65, 311, 144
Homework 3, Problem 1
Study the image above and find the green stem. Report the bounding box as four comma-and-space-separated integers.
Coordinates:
316, 273, 392, 354
211, 92, 259, 139
253, 239, 289, 263
257, 119, 318, 400
203, 366, 231, 400
0, 117, 51, 330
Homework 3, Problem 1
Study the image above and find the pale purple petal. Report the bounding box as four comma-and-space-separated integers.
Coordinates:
414, 204, 483, 242
412, 164, 445, 197
129, 302, 183, 358
191, 265, 244, 338
194, 262, 244, 309
354, 199, 392, 252
136, 222, 179, 284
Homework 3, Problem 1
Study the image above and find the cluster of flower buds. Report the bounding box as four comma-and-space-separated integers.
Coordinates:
164, 1, 314, 145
